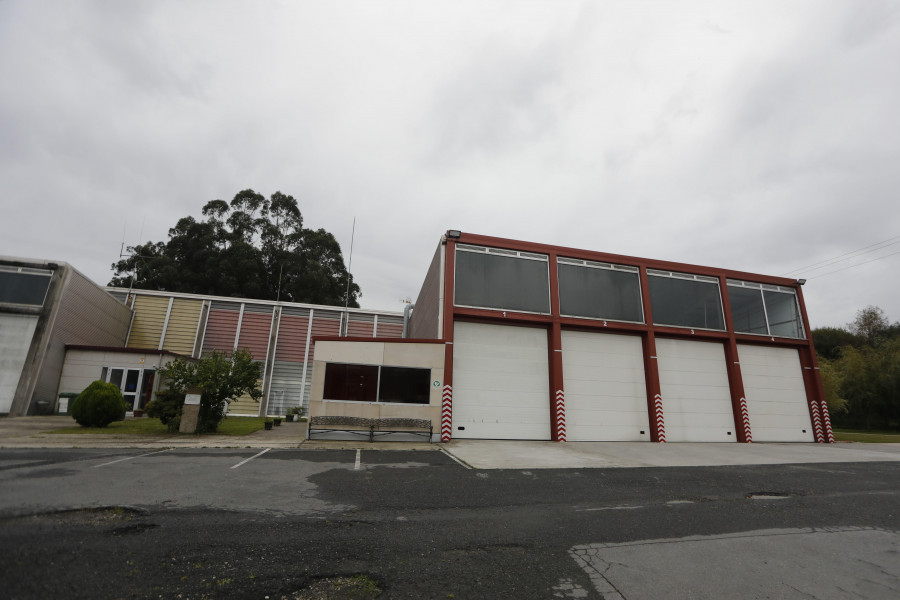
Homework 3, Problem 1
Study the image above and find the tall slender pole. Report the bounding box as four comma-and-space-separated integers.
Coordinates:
343, 217, 356, 336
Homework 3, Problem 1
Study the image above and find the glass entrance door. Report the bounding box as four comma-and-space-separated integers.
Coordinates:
105, 368, 144, 412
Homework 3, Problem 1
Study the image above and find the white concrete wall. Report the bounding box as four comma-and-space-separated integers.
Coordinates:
0, 314, 38, 413
57, 349, 174, 398
309, 341, 445, 427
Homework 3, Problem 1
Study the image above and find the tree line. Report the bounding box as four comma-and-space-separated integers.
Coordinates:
813, 306, 900, 430
110, 189, 361, 307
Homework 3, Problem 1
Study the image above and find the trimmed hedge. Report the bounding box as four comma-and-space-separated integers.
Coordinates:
70, 380, 127, 428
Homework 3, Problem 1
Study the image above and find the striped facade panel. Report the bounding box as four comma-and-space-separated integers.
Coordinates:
377, 320, 404, 338
236, 311, 274, 362
268, 361, 305, 415
273, 314, 310, 362
308, 311, 341, 361
201, 310, 240, 356
161, 298, 203, 355
347, 316, 374, 338
228, 382, 262, 416
127, 296, 169, 349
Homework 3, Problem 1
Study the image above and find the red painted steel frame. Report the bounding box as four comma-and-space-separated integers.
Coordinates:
638, 267, 665, 443
441, 231, 827, 444
441, 237, 457, 442
719, 277, 751, 443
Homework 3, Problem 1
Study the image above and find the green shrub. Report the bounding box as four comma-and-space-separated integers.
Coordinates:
70, 381, 127, 428
145, 389, 184, 432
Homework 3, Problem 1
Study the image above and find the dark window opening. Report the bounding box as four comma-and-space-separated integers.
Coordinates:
455, 248, 550, 313
0, 271, 52, 306
323, 363, 431, 404
648, 275, 724, 330
323, 364, 378, 402
558, 263, 643, 322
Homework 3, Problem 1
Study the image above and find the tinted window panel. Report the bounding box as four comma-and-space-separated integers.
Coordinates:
378, 367, 431, 404
764, 291, 804, 338
728, 286, 768, 334
455, 251, 550, 313
323, 363, 378, 402
648, 276, 724, 330
558, 264, 643, 322
0, 272, 51, 305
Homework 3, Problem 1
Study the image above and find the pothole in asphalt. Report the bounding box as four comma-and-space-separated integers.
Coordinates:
289, 574, 381, 600
2, 506, 150, 527
746, 491, 791, 500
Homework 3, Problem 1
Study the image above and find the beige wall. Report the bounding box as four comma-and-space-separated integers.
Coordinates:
308, 341, 445, 427
57, 349, 176, 398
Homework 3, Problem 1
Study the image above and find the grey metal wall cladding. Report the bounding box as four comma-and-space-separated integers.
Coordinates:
210, 301, 241, 311
348, 313, 375, 323
379, 315, 404, 325
315, 309, 343, 320
244, 303, 275, 314
302, 362, 313, 409
409, 243, 442, 339
268, 361, 305, 414
34, 269, 132, 408
282, 306, 311, 317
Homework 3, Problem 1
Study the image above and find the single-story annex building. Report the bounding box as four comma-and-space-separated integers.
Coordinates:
307, 231, 834, 444
1, 254, 406, 417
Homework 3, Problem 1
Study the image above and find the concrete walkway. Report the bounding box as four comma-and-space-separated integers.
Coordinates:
3, 417, 900, 468
441, 439, 900, 469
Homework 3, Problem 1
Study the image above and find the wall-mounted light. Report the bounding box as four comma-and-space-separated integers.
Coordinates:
447, 230, 461, 239
797, 279, 806, 285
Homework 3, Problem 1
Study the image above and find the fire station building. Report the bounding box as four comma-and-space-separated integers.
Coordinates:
309, 231, 833, 444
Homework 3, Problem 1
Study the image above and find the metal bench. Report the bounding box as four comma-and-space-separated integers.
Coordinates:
372, 418, 433, 442
308, 416, 433, 442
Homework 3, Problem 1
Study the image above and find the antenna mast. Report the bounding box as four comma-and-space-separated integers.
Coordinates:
343, 217, 356, 336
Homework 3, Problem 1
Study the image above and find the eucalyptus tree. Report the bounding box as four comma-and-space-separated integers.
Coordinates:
110, 189, 360, 306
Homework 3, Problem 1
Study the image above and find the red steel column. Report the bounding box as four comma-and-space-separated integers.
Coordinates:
719, 277, 752, 443
800, 346, 829, 443
441, 236, 456, 442
639, 267, 666, 443
549, 322, 566, 442
547, 253, 566, 442
795, 285, 833, 443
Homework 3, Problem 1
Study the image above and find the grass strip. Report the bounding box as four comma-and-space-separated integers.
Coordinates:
46, 416, 267, 436
833, 429, 900, 443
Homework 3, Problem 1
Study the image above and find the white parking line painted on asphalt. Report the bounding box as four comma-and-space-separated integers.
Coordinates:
93, 449, 169, 468
230, 448, 271, 469
355, 449, 361, 470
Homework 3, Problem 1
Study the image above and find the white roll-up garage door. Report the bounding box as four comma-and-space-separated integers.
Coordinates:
452, 321, 551, 440
562, 330, 650, 441
656, 338, 736, 442
738, 344, 814, 442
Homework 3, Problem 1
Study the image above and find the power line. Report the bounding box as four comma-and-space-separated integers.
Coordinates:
807, 248, 900, 280
782, 233, 900, 276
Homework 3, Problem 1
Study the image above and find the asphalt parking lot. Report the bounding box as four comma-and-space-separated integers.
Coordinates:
2, 446, 899, 599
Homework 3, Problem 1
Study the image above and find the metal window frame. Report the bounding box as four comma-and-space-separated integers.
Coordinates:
453, 244, 552, 315
321, 362, 432, 405
556, 256, 646, 324
647, 269, 727, 331
726, 279, 806, 340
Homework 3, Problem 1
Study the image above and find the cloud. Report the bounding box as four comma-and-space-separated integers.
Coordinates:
1, 0, 898, 328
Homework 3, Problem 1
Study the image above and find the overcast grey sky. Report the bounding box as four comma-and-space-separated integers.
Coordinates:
2, 0, 898, 328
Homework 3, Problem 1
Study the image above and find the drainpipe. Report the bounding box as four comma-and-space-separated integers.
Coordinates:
402, 303, 415, 338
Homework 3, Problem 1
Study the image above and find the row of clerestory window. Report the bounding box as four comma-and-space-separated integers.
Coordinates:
453, 245, 804, 339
